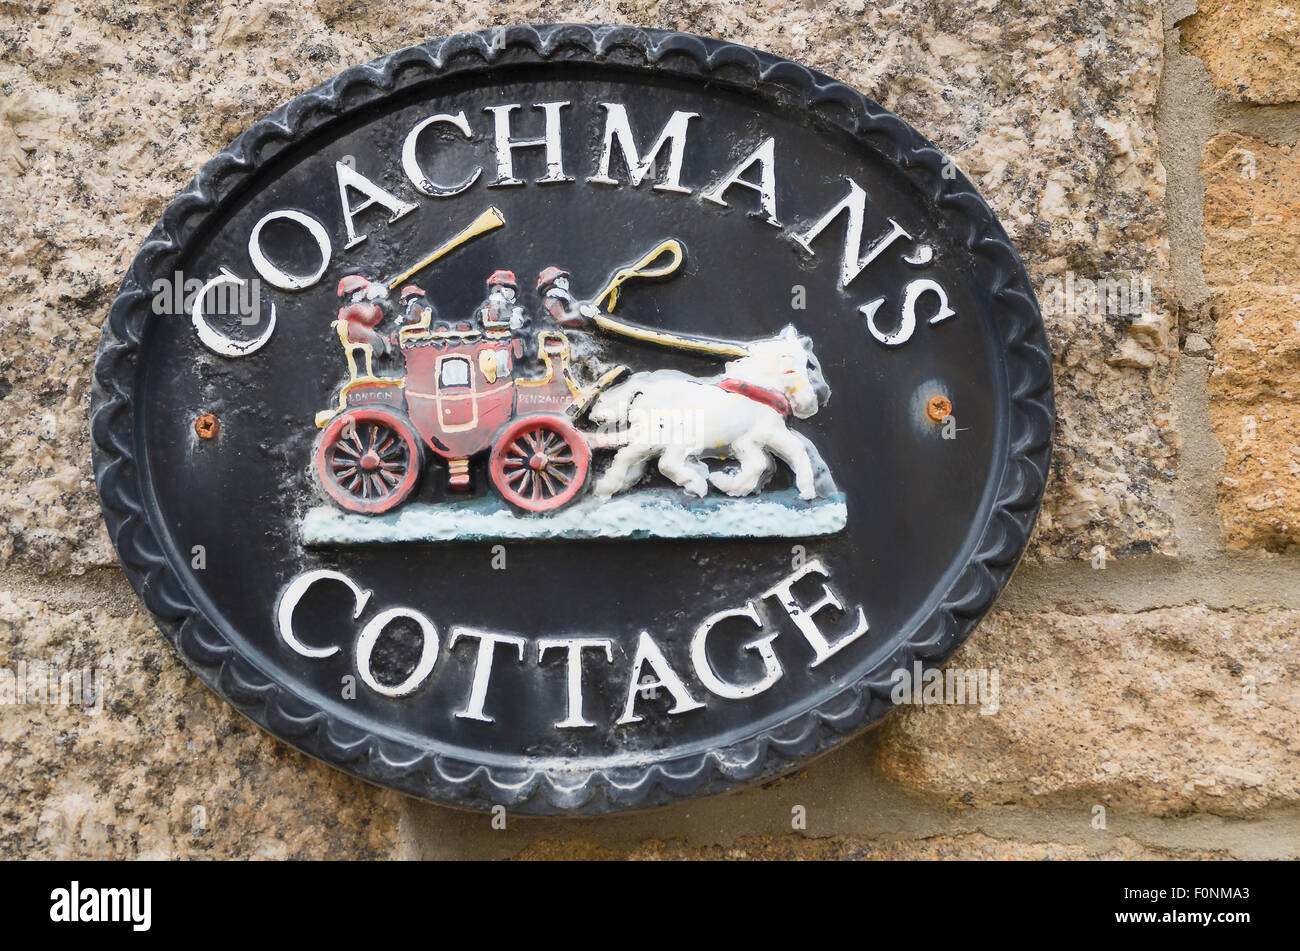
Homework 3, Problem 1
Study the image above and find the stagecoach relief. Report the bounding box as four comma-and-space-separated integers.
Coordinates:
304, 207, 846, 543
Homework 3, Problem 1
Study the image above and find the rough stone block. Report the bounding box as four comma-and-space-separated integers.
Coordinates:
0, 591, 403, 859
873, 605, 1300, 816
1183, 0, 1300, 104
1202, 133, 1300, 550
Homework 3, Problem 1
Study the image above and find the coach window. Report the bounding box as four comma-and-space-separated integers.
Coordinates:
439, 357, 471, 388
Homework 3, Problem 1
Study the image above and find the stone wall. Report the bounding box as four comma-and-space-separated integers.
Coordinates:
0, 0, 1296, 859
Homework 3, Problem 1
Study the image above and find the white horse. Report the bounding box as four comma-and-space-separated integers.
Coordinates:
587, 326, 831, 501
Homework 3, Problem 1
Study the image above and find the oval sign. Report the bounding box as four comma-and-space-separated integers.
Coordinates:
92, 25, 1053, 814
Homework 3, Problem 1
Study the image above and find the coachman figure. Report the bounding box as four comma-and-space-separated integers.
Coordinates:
535, 265, 627, 398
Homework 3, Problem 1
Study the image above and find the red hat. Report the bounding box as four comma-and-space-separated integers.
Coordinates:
337, 274, 370, 298
399, 285, 425, 300
486, 269, 516, 288
537, 266, 569, 290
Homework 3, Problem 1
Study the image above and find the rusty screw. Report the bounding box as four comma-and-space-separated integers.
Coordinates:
195, 413, 219, 439
926, 395, 952, 423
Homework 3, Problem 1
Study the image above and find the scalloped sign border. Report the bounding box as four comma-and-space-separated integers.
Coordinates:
91, 24, 1054, 814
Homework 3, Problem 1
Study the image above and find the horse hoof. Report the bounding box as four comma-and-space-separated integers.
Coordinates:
708, 472, 736, 493
711, 481, 754, 498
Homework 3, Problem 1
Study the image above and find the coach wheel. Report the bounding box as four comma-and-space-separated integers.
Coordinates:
315, 409, 421, 514
489, 415, 590, 512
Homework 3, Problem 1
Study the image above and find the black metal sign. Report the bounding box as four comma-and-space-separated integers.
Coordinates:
92, 25, 1053, 814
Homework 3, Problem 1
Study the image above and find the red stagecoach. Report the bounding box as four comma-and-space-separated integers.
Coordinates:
313, 325, 594, 515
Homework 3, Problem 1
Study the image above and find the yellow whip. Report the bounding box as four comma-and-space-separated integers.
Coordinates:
587, 239, 748, 358
387, 206, 506, 291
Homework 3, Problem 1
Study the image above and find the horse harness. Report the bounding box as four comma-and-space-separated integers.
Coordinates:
716, 378, 793, 418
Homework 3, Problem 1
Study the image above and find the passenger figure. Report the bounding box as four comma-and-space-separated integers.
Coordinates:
335, 274, 391, 378
474, 270, 529, 342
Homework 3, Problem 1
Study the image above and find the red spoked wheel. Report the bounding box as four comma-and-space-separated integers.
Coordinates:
489, 415, 590, 512
315, 409, 421, 514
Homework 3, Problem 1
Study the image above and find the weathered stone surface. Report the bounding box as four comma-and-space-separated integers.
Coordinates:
4, 0, 1295, 863
0, 0, 1173, 571
510, 831, 1222, 860
0, 591, 403, 859
1202, 133, 1300, 551
1182, 0, 1300, 104
873, 605, 1300, 816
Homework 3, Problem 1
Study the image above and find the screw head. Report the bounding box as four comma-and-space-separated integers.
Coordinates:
195, 413, 219, 439
926, 395, 952, 423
